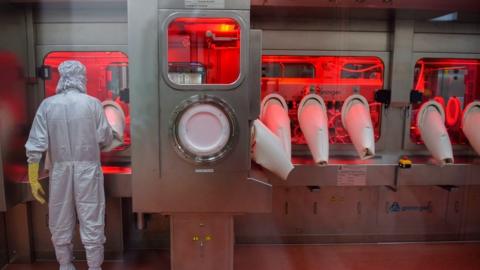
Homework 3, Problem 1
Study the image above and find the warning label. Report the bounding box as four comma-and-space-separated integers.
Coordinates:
185, 0, 225, 9
337, 166, 367, 186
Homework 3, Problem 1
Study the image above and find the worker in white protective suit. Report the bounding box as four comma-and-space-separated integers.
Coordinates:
25, 61, 115, 270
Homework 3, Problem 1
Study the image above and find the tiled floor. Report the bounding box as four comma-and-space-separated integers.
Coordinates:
5, 243, 480, 270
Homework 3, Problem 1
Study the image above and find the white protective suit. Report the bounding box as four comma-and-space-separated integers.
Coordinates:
25, 61, 114, 270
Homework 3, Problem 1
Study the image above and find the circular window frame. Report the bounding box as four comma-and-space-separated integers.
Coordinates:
170, 94, 238, 164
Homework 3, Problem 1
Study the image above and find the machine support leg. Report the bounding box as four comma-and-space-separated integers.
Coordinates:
170, 214, 234, 270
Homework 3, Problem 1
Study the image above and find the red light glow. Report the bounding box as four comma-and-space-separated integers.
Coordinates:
102, 165, 131, 175
410, 58, 480, 145
168, 17, 240, 85
43, 51, 130, 150
262, 55, 384, 145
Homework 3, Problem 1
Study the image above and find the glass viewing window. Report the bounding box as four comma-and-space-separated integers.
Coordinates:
43, 51, 130, 151
167, 17, 241, 85
261, 55, 384, 145
410, 58, 480, 145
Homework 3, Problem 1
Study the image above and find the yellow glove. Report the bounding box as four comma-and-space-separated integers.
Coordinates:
28, 163, 46, 204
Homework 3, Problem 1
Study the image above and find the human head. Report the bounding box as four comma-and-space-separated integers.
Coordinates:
56, 60, 87, 94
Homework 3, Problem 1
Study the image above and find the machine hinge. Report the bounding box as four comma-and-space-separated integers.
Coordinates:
410, 89, 423, 104
374, 89, 391, 107
120, 88, 130, 103
36, 65, 51, 80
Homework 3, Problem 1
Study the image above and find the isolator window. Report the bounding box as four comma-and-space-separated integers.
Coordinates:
261, 56, 384, 145
167, 17, 241, 85
43, 51, 130, 151
410, 58, 480, 145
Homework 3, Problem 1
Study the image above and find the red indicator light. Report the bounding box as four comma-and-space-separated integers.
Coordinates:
446, 97, 461, 127
219, 23, 235, 32
102, 166, 131, 175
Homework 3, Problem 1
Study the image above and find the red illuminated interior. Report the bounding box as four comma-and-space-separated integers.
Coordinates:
262, 56, 384, 145
43, 51, 130, 151
410, 58, 480, 145
168, 17, 240, 85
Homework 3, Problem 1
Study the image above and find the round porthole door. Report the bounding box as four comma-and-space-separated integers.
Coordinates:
171, 95, 237, 163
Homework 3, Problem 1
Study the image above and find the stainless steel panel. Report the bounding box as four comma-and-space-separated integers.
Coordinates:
158, 0, 249, 10
252, 17, 390, 32
301, 187, 378, 235
414, 21, 480, 35
468, 166, 480, 185
462, 186, 480, 240
413, 33, 480, 54
128, 0, 161, 213
33, 4, 127, 23
0, 5, 29, 66
397, 164, 469, 186
390, 19, 414, 105
262, 30, 389, 52
248, 29, 262, 120
275, 163, 396, 187
250, 0, 480, 11
35, 23, 128, 45
235, 187, 293, 243
171, 214, 234, 270
377, 186, 460, 238
131, 4, 271, 213
236, 186, 378, 243
446, 186, 464, 236
31, 198, 125, 260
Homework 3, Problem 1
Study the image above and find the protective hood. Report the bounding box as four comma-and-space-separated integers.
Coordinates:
56, 60, 87, 94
